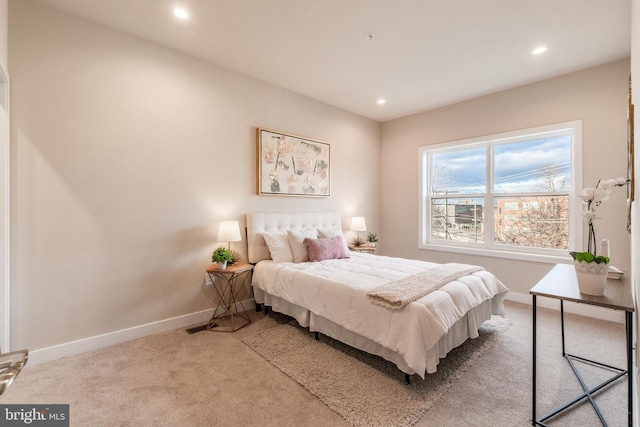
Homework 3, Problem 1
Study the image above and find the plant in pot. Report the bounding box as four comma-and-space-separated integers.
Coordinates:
212, 246, 233, 270
366, 232, 378, 248
570, 177, 628, 295
351, 235, 366, 247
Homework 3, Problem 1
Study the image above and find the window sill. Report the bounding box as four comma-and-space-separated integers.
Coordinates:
419, 243, 572, 264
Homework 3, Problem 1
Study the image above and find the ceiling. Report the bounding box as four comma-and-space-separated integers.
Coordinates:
33, 0, 631, 122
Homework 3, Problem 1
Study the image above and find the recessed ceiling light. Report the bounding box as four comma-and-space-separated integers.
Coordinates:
173, 8, 189, 20
377, 99, 386, 105
532, 46, 548, 55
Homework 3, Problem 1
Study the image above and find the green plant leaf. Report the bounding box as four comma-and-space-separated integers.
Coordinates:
212, 246, 233, 262
569, 251, 609, 264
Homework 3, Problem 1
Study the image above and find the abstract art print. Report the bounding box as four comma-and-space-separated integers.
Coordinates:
257, 128, 330, 197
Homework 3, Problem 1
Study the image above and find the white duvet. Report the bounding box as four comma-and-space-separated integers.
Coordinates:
251, 252, 509, 377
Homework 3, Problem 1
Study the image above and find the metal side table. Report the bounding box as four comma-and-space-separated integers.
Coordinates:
206, 262, 253, 332
530, 263, 633, 426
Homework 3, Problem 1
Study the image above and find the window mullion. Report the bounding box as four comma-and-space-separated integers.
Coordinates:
485, 143, 494, 247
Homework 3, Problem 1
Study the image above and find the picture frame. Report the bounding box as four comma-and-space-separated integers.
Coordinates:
628, 74, 635, 233
256, 128, 330, 197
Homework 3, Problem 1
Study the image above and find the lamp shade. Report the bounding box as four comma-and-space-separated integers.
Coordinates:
217, 221, 242, 242
350, 216, 367, 232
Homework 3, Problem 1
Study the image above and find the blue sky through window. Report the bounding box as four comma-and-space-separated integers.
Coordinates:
431, 135, 571, 194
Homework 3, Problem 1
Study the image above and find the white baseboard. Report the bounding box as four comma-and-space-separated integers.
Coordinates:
505, 291, 625, 324
26, 292, 624, 367
27, 299, 256, 367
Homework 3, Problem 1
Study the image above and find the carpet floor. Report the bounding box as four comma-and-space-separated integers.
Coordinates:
0, 301, 630, 426
242, 316, 512, 427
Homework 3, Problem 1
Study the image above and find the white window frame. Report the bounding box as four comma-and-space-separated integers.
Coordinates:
418, 121, 582, 264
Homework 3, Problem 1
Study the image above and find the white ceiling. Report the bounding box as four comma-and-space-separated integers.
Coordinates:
33, 0, 631, 122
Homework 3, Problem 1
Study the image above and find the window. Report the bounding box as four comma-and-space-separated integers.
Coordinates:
420, 121, 582, 261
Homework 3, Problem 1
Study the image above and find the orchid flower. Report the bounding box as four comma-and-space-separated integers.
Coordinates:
574, 177, 628, 259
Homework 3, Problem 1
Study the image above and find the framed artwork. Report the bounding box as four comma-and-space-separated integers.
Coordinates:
256, 128, 330, 197
628, 74, 635, 233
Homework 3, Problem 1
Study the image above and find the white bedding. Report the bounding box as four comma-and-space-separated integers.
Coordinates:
252, 251, 509, 378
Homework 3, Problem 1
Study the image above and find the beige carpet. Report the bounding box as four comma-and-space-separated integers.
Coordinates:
0, 302, 629, 426
243, 316, 511, 427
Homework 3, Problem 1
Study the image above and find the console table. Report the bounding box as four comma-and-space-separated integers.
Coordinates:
530, 263, 633, 426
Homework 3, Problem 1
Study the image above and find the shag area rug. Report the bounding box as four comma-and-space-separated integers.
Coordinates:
243, 316, 511, 427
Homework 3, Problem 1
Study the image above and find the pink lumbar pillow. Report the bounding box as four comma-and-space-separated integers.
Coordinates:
304, 236, 350, 262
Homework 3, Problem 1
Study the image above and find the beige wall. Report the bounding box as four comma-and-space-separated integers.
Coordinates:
0, 0, 6, 352
8, 0, 381, 352
8, 0, 633, 359
625, 0, 639, 409
0, 0, 6, 68
380, 59, 631, 297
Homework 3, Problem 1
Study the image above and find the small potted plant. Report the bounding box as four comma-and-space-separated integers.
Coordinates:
351, 235, 366, 247
366, 232, 378, 248
212, 246, 233, 270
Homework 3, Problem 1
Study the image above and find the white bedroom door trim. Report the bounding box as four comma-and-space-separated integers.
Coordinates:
0, 60, 9, 352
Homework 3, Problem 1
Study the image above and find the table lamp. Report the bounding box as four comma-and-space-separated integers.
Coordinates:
217, 220, 242, 250
350, 216, 367, 246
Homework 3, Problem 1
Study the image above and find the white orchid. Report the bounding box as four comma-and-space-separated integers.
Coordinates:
571, 177, 628, 263
581, 177, 627, 215
581, 209, 598, 220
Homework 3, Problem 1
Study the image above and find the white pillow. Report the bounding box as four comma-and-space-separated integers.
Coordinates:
287, 228, 318, 263
317, 227, 349, 254
263, 231, 294, 263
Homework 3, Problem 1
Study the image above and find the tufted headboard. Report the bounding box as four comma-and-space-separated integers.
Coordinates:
246, 212, 343, 264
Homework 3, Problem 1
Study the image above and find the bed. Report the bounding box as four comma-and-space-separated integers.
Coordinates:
247, 212, 509, 381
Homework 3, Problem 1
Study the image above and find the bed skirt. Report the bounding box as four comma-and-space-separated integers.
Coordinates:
253, 287, 495, 378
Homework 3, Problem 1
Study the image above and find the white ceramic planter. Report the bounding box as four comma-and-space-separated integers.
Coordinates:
574, 260, 608, 296
217, 261, 228, 270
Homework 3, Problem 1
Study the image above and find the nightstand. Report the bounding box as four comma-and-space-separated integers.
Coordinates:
205, 262, 253, 332
349, 245, 376, 254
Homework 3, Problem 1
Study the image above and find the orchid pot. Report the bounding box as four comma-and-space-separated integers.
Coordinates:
571, 252, 609, 296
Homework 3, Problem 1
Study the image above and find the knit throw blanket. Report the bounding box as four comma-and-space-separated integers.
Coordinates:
367, 263, 484, 309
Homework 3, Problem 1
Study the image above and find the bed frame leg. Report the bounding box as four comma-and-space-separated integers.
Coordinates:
314, 332, 319, 341
255, 303, 262, 312
405, 374, 411, 385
